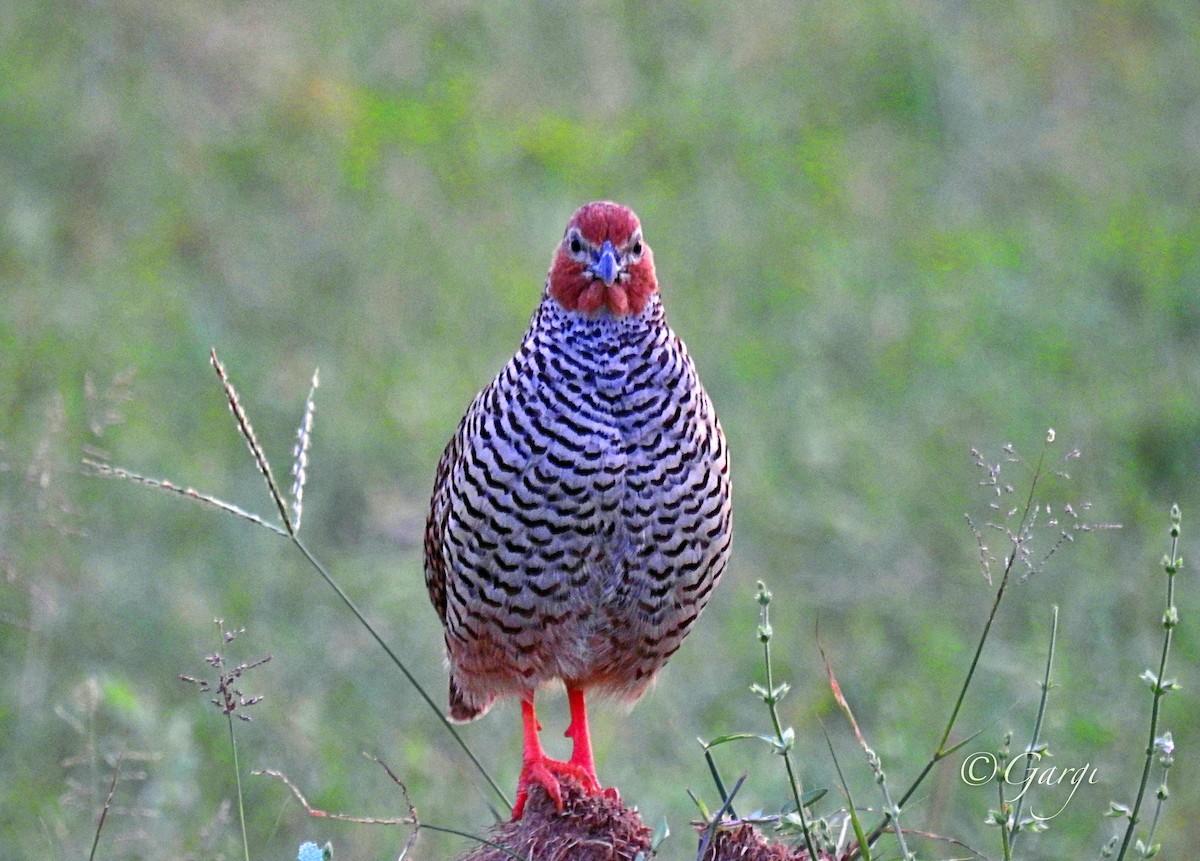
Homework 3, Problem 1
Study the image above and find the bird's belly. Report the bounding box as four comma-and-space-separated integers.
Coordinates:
456, 438, 714, 697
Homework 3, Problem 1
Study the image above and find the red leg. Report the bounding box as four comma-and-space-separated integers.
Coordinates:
512, 690, 605, 820
565, 685, 617, 802
563, 685, 601, 791
513, 694, 560, 819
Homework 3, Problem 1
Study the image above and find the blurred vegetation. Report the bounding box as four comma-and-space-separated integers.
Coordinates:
2, 1, 1198, 858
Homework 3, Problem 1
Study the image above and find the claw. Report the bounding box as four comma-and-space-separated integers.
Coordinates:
513, 754, 599, 818
512, 691, 605, 819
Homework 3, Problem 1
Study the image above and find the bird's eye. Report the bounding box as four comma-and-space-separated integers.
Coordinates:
627, 233, 643, 261
566, 229, 585, 258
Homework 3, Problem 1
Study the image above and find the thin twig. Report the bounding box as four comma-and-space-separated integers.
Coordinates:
899, 827, 988, 859
695, 773, 747, 861
290, 535, 511, 810
701, 745, 737, 819
255, 767, 416, 825
291, 368, 319, 532
364, 752, 421, 859
820, 642, 909, 859
210, 348, 294, 535
258, 759, 522, 861
87, 753, 123, 861
1115, 505, 1182, 860
754, 582, 819, 860
820, 726, 870, 861
1009, 604, 1058, 852
82, 461, 287, 536
229, 713, 251, 861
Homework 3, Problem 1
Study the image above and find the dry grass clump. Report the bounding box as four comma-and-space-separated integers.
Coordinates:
456, 777, 650, 861
454, 776, 833, 861
696, 821, 825, 861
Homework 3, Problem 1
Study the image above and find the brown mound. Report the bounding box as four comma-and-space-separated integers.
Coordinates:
456, 777, 651, 861
696, 821, 819, 860
453, 779, 828, 861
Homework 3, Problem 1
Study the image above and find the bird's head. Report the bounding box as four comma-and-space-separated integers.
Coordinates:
547, 201, 658, 317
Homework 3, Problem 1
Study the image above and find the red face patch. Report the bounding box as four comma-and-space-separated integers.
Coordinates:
547, 202, 658, 316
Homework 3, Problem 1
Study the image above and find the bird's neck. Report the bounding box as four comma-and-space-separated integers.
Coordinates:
539, 290, 665, 330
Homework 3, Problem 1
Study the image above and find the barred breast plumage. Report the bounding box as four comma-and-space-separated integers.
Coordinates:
423, 201, 732, 818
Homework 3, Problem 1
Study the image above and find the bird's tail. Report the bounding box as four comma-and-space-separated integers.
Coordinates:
447, 676, 495, 723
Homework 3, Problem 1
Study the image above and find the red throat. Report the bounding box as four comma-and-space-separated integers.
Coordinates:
547, 202, 658, 317
551, 276, 652, 316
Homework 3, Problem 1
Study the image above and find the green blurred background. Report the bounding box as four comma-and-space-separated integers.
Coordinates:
3, 1, 1198, 858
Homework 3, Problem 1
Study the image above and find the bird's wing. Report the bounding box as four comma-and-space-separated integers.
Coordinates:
423, 422, 463, 625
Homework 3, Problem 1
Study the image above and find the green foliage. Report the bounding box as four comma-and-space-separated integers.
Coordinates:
1, 2, 1197, 858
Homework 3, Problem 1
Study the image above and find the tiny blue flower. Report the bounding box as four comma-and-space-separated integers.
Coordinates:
297, 841, 325, 861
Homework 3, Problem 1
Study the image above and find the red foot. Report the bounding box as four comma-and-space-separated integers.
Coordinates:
512, 752, 602, 818
512, 691, 605, 820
